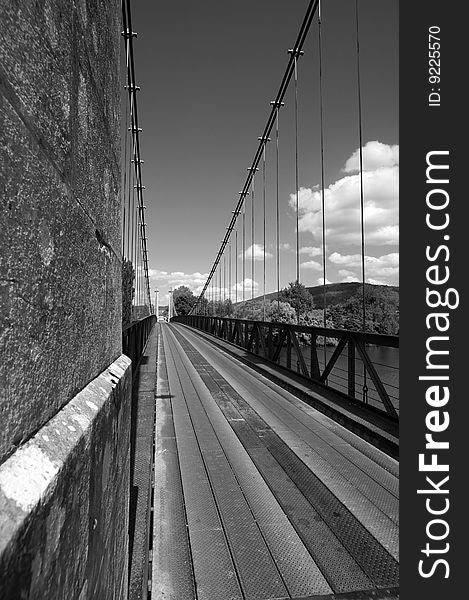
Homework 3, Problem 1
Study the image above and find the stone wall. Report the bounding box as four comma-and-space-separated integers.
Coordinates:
0, 0, 122, 463
0, 1, 131, 598
0, 356, 132, 600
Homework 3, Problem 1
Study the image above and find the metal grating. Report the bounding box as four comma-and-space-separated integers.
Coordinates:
152, 447, 195, 600
152, 331, 195, 600
224, 522, 288, 600
167, 324, 401, 597
168, 331, 289, 600
129, 331, 157, 600
264, 438, 399, 588
189, 529, 243, 600
176, 339, 333, 598
250, 447, 373, 594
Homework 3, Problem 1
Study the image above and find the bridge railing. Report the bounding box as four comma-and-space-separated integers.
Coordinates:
172, 315, 399, 421
122, 314, 156, 370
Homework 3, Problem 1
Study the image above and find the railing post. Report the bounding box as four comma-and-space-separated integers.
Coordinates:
348, 336, 356, 398
310, 335, 321, 380
254, 324, 260, 355
286, 328, 292, 369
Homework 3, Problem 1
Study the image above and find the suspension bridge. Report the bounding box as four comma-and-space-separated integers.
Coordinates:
121, 0, 399, 598
0, 1, 398, 599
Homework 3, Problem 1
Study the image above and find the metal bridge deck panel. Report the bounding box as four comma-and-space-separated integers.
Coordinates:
201, 332, 399, 500
177, 325, 399, 525
152, 324, 400, 599
174, 340, 333, 598
181, 324, 399, 481
166, 331, 290, 600
152, 333, 196, 600
189, 529, 243, 600
169, 327, 374, 593
172, 324, 398, 586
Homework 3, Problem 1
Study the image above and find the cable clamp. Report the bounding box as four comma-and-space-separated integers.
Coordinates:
121, 30, 138, 38
287, 48, 305, 57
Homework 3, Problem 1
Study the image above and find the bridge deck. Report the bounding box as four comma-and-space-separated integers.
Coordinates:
152, 323, 399, 600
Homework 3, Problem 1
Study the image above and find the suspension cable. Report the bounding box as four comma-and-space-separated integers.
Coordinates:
235, 228, 238, 305
288, 47, 304, 293
249, 170, 257, 300
318, 1, 328, 368
122, 0, 152, 308
263, 146, 266, 319
258, 136, 270, 320
223, 253, 226, 304
272, 102, 284, 312
130, 155, 135, 270
190, 0, 320, 314
295, 53, 300, 289
122, 79, 129, 258
242, 197, 246, 303
355, 0, 368, 401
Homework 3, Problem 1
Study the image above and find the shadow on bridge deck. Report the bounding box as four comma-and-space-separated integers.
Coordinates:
151, 323, 399, 600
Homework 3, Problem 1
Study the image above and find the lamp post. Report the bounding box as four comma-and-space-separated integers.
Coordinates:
154, 288, 159, 319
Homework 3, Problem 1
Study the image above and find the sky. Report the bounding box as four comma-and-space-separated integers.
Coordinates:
129, 0, 398, 305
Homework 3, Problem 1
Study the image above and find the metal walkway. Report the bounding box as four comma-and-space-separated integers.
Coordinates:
151, 323, 399, 600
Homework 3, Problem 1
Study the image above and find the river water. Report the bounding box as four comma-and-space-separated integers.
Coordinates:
278, 343, 399, 415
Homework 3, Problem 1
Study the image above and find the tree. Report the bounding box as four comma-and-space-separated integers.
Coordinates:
265, 301, 297, 324
298, 309, 337, 346
326, 285, 399, 334
232, 300, 265, 320
220, 298, 233, 317
278, 281, 315, 315
172, 286, 196, 316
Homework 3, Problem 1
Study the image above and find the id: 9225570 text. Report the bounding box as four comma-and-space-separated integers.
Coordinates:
428, 25, 441, 107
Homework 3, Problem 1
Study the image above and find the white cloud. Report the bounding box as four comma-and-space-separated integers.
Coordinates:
300, 246, 322, 257
329, 251, 399, 268
301, 260, 322, 271
329, 252, 399, 283
148, 269, 210, 295
343, 140, 399, 173
279, 242, 291, 251
233, 278, 259, 294
240, 244, 272, 261
338, 269, 357, 278
365, 225, 399, 246
317, 277, 332, 285
148, 268, 166, 277
288, 142, 399, 248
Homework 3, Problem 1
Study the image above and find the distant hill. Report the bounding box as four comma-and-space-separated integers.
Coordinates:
235, 282, 399, 308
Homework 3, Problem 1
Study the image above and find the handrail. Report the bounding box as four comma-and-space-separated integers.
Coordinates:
122, 314, 156, 370
172, 315, 399, 421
